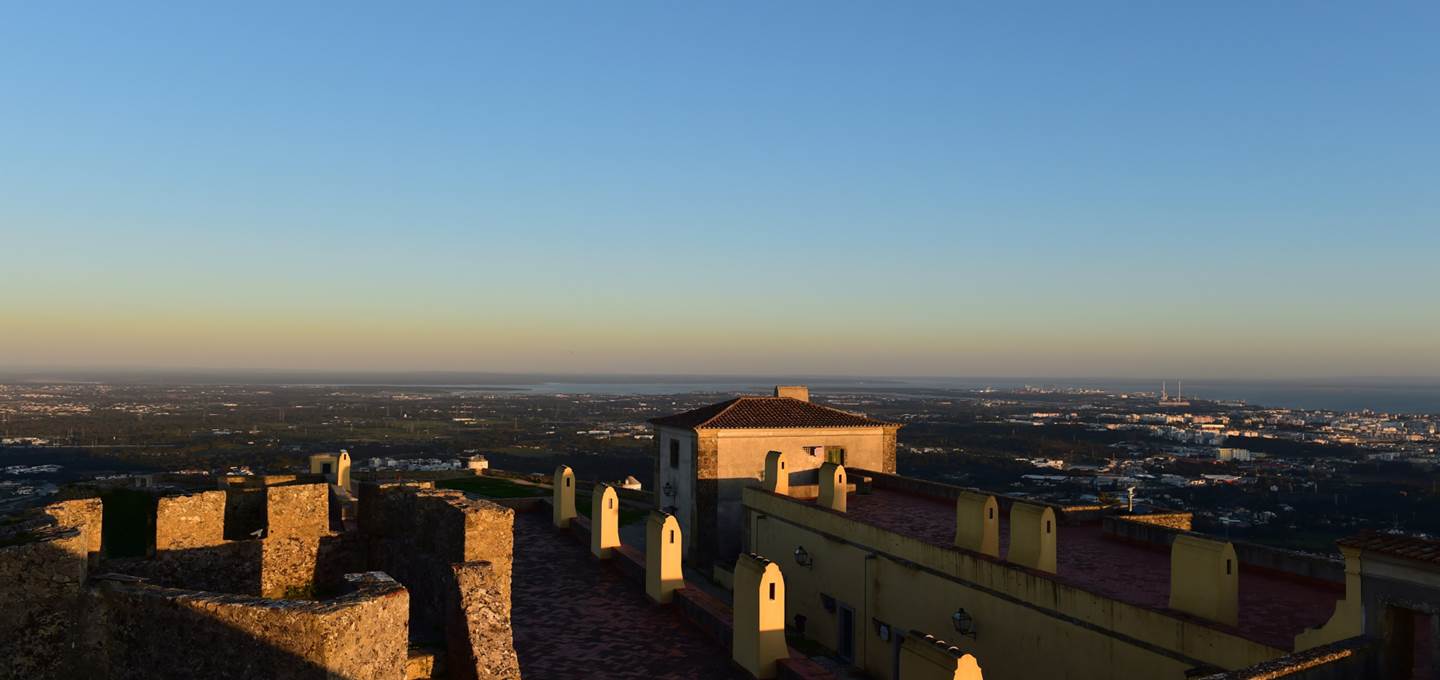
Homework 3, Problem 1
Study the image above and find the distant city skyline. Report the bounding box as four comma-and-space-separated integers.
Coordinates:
4, 3, 1438, 378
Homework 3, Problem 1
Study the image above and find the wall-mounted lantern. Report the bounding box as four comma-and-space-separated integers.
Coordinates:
793, 545, 813, 568
662, 481, 675, 497
951, 608, 977, 639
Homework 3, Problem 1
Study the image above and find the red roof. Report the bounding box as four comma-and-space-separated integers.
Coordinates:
840, 488, 1341, 651
649, 396, 895, 430
1338, 531, 1440, 565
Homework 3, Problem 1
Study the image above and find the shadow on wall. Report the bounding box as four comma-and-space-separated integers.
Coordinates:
101, 534, 362, 599
87, 573, 409, 680
100, 488, 157, 558
1, 529, 408, 680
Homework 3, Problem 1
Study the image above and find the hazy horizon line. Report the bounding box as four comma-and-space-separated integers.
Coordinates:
3, 367, 1440, 386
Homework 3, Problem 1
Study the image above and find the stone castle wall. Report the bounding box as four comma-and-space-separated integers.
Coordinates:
4, 478, 517, 680
360, 482, 518, 679
155, 490, 227, 550
0, 499, 101, 679
260, 483, 332, 598
86, 571, 408, 680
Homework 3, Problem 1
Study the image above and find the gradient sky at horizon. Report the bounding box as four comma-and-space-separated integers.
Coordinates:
3, 2, 1438, 378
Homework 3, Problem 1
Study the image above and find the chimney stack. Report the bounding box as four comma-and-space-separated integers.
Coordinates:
775, 385, 809, 402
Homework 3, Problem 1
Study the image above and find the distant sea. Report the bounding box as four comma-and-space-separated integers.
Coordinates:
518, 378, 1440, 415
5, 370, 1440, 416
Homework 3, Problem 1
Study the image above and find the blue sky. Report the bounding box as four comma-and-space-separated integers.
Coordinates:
3, 2, 1437, 377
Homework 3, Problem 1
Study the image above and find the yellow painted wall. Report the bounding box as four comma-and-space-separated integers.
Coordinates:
1168, 535, 1238, 627
818, 463, 847, 513
733, 553, 788, 679
954, 492, 999, 558
1294, 546, 1363, 650
1007, 503, 1056, 574
713, 427, 890, 481
900, 633, 985, 680
764, 450, 789, 495
743, 488, 1283, 680
553, 465, 577, 528
591, 483, 621, 559
646, 511, 684, 604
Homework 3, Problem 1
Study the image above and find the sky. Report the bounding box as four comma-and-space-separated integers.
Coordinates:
2, 2, 1437, 379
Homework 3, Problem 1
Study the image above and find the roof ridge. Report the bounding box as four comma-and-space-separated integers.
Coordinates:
694, 397, 747, 428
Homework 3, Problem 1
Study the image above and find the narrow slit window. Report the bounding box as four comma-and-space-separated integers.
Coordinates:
769, 583, 776, 600
608, 499, 614, 509
669, 530, 675, 544
988, 508, 994, 519
1045, 520, 1052, 534
1226, 559, 1232, 575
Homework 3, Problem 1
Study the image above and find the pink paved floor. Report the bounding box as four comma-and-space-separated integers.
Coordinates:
510, 511, 747, 679
842, 489, 1341, 651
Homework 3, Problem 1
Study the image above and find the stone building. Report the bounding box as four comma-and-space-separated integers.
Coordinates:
649, 386, 900, 568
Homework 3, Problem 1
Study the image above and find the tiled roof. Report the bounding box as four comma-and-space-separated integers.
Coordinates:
840, 488, 1342, 650
1338, 531, 1440, 565
648, 396, 895, 430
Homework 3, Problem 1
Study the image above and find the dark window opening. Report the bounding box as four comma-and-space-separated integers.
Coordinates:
988, 508, 994, 520
837, 605, 856, 662
769, 583, 776, 600
1045, 520, 1052, 534
669, 440, 680, 468
669, 530, 675, 544
1226, 559, 1232, 576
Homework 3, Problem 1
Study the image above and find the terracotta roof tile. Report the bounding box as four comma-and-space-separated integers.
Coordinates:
649, 396, 895, 430
1338, 530, 1440, 565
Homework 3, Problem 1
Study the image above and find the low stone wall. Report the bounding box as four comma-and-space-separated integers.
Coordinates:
1102, 516, 1345, 585
107, 540, 264, 594
1193, 637, 1374, 680
0, 500, 100, 679
155, 490, 227, 550
87, 571, 409, 680
1124, 512, 1194, 531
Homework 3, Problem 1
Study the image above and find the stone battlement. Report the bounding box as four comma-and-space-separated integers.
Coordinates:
1, 475, 519, 680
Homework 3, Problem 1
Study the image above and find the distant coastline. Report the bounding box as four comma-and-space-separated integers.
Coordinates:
3, 371, 1439, 416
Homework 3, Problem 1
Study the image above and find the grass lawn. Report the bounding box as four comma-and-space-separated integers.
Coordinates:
437, 476, 548, 499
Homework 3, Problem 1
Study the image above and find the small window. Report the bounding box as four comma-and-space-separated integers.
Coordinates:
825, 446, 847, 465
669, 440, 680, 469
988, 508, 994, 520
780, 461, 785, 470
321, 463, 332, 474
1226, 559, 1232, 576
1045, 520, 1052, 534
838, 474, 844, 484
769, 583, 776, 600
565, 478, 570, 487
669, 530, 675, 544
608, 498, 614, 509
